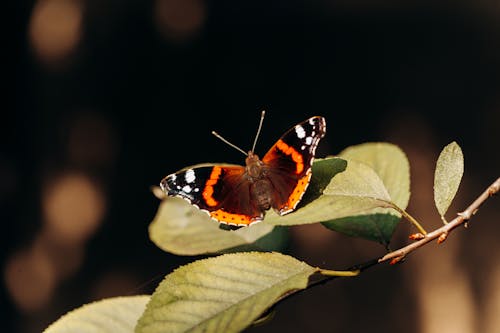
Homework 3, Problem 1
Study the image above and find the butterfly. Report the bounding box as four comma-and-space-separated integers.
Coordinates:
160, 112, 326, 226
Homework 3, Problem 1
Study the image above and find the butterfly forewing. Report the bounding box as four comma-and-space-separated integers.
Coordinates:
262, 116, 326, 214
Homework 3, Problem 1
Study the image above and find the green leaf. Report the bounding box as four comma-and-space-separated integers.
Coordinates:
320, 143, 411, 245
323, 159, 392, 200
44, 295, 150, 333
149, 197, 274, 256
319, 158, 400, 244
323, 213, 401, 245
300, 157, 348, 203
338, 142, 410, 210
434, 141, 464, 218
135, 252, 317, 333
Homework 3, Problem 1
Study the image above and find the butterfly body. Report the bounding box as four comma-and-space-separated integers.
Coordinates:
244, 152, 273, 211
160, 116, 326, 226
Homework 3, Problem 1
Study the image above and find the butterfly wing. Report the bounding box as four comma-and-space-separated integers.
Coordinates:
161, 164, 265, 225
262, 116, 326, 215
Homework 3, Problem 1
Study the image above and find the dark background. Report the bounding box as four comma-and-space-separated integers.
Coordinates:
4, 1, 500, 332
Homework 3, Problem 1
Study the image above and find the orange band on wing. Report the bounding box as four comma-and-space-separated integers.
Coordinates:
202, 166, 222, 207
209, 209, 260, 226
279, 173, 311, 215
275, 139, 304, 174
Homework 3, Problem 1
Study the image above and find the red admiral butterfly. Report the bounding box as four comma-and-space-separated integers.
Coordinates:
160, 112, 326, 226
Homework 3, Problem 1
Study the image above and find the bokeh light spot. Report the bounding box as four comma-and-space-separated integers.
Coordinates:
42, 173, 105, 244
4, 248, 56, 312
29, 0, 83, 68
154, 0, 206, 42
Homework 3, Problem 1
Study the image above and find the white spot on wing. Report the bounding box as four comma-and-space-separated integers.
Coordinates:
295, 125, 306, 139
305, 136, 313, 145
185, 169, 196, 183
182, 185, 192, 193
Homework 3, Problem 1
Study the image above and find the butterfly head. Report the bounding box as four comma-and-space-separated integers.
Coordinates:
245, 151, 265, 179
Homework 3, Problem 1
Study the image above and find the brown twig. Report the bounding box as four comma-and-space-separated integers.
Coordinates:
379, 176, 500, 265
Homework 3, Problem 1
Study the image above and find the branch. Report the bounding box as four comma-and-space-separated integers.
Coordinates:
379, 176, 500, 264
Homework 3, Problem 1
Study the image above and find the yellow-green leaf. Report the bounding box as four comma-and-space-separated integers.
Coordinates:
44, 296, 150, 333
149, 197, 274, 255
135, 252, 316, 333
323, 159, 392, 200
339, 142, 410, 210
434, 141, 464, 218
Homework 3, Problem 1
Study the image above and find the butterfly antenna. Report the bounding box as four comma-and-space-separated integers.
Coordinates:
251, 110, 266, 153
211, 131, 248, 156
